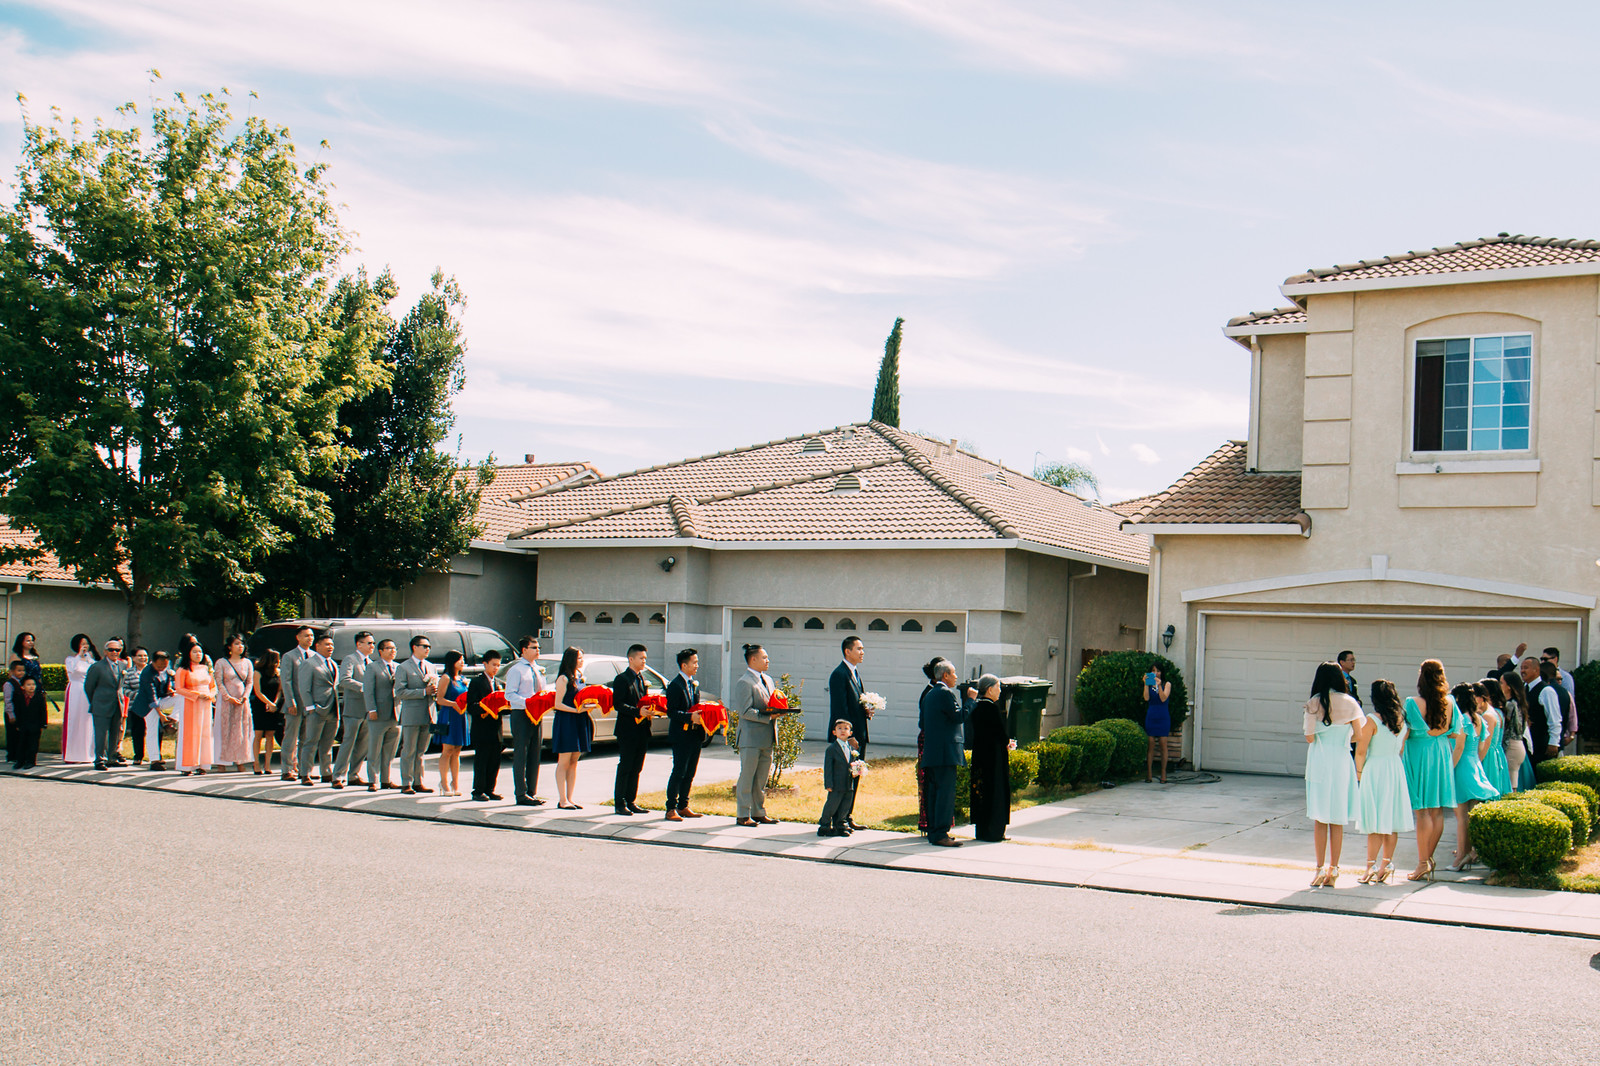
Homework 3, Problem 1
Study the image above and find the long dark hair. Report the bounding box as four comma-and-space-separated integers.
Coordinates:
1417, 659, 1449, 732
70, 633, 100, 660
1452, 683, 1480, 732
11, 632, 35, 657
442, 650, 464, 679
1500, 671, 1528, 736
558, 646, 581, 679
1369, 680, 1403, 735
1309, 662, 1347, 725
256, 648, 280, 681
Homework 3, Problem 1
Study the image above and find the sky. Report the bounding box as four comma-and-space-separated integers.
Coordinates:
5, 2, 1600, 502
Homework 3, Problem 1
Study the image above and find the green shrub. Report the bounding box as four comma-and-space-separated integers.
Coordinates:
1048, 725, 1114, 784
1534, 780, 1600, 822
954, 764, 969, 817
1471, 800, 1573, 875
1516, 790, 1592, 847
1008, 749, 1038, 791
1095, 718, 1148, 778
1024, 742, 1081, 790
1536, 754, 1600, 795
41, 663, 65, 690
1573, 660, 1600, 742
1074, 650, 1189, 730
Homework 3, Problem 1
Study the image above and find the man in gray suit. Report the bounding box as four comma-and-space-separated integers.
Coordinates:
331, 631, 375, 789
296, 633, 340, 785
394, 634, 438, 795
732, 643, 781, 826
364, 638, 401, 791
85, 637, 129, 770
279, 625, 315, 780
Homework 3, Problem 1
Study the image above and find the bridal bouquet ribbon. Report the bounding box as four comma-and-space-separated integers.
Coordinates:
525, 690, 556, 724
575, 685, 614, 715
860, 691, 886, 713
636, 693, 668, 723
694, 702, 728, 735
458, 690, 509, 717
766, 692, 789, 711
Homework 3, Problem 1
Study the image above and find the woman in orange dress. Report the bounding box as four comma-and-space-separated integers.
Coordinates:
174, 643, 216, 776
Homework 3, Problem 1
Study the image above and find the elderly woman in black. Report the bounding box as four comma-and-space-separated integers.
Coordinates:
966, 674, 1015, 842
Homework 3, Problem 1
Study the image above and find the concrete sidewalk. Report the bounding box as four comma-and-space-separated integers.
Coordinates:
9, 755, 1598, 939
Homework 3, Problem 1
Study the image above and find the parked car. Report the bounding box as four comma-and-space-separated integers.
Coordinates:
498, 654, 672, 751
248, 618, 518, 748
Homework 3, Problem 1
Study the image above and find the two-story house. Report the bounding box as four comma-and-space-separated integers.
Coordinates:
1124, 234, 1600, 775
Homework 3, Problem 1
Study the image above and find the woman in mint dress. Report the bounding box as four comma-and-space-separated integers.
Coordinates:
1303, 663, 1364, 888
1401, 659, 1464, 882
1476, 680, 1511, 796
1449, 683, 1499, 871
1355, 680, 1413, 884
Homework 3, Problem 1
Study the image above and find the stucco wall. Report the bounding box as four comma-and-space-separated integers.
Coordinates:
1256, 333, 1305, 472
4, 583, 221, 663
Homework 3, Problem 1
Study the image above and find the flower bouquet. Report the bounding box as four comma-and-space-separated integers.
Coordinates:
860, 691, 886, 713
849, 758, 868, 778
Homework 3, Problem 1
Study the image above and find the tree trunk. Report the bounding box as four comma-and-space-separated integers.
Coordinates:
125, 587, 148, 650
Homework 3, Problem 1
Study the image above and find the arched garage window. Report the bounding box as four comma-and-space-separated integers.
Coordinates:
595, 612, 613, 624
773, 617, 793, 629
804, 617, 824, 630
621, 612, 640, 624
743, 616, 763, 628
648, 612, 665, 624
935, 620, 958, 633
568, 612, 587, 624
835, 618, 856, 630
868, 619, 889, 631
901, 619, 923, 632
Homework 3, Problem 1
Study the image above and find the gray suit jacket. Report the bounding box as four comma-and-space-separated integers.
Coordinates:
732, 669, 777, 749
83, 658, 126, 717
338, 653, 371, 718
296, 652, 338, 715
364, 658, 399, 722
284, 646, 314, 712
394, 656, 437, 727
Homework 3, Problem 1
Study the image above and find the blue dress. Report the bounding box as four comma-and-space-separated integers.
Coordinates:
1482, 714, 1511, 796
1453, 714, 1500, 803
551, 671, 593, 754
437, 676, 469, 746
1356, 719, 1414, 834
1401, 697, 1462, 810
1144, 685, 1170, 738
1306, 721, 1360, 825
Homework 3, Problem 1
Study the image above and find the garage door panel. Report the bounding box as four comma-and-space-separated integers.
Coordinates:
564, 605, 665, 667
1201, 614, 1579, 776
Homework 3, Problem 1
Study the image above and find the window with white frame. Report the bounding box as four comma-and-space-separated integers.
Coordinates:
1412, 333, 1531, 452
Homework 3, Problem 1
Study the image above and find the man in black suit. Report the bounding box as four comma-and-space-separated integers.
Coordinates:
663, 648, 704, 822
829, 635, 870, 830
611, 644, 652, 816
468, 650, 504, 801
920, 659, 971, 847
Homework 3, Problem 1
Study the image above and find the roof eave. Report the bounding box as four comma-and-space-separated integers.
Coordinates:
1120, 521, 1310, 538
1280, 260, 1600, 298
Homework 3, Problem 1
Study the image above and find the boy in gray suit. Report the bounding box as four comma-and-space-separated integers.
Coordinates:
818, 719, 857, 837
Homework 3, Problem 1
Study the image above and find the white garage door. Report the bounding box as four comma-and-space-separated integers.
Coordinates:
736, 611, 965, 747
1200, 613, 1580, 776
563, 605, 666, 668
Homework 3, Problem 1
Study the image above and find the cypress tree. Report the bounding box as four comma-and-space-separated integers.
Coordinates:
871, 317, 903, 427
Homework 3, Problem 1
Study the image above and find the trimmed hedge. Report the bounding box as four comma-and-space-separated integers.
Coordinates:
41, 663, 66, 691
1074, 650, 1189, 731
1536, 754, 1600, 795
1048, 725, 1114, 784
1573, 660, 1600, 742
1471, 800, 1572, 876
1024, 742, 1081, 790
1095, 718, 1148, 778
1535, 780, 1600, 822
1008, 749, 1038, 791
955, 764, 969, 816
1516, 790, 1592, 848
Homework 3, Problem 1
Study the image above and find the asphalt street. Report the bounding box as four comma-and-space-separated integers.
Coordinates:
3, 776, 1598, 1066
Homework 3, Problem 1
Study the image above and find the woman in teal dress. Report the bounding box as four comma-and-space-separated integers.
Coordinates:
1304, 662, 1364, 888
1355, 680, 1413, 884
1476, 680, 1511, 796
1449, 683, 1499, 871
1401, 659, 1465, 882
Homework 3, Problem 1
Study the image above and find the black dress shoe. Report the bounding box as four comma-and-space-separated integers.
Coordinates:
381, 782, 399, 789
110, 758, 129, 767
300, 777, 313, 786
755, 816, 778, 825
817, 827, 839, 837
489, 792, 504, 801
368, 783, 378, 792
846, 819, 864, 831
614, 806, 633, 816
515, 798, 538, 806
281, 772, 294, 781
414, 785, 434, 793
472, 792, 489, 801
929, 837, 963, 848
401, 787, 416, 795
628, 803, 647, 814
737, 818, 759, 827
331, 780, 345, 789
94, 761, 107, 770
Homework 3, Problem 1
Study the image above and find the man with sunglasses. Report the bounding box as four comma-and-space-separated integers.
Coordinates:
394, 635, 439, 795
85, 637, 129, 770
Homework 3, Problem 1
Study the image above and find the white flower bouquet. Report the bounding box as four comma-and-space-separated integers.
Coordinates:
849, 759, 868, 778
860, 692, 886, 713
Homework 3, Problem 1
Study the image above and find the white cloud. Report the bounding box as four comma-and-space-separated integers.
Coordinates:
1065, 446, 1093, 464
1130, 443, 1160, 464
1372, 59, 1600, 143
1095, 433, 1111, 456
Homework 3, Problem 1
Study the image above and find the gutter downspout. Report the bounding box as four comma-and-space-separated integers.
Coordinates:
1065, 564, 1098, 724
1144, 544, 1162, 654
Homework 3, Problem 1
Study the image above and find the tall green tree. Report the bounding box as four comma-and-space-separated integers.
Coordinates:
258, 269, 494, 617
0, 88, 385, 646
871, 316, 902, 426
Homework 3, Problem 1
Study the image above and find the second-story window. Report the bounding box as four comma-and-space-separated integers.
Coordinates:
1412, 333, 1531, 453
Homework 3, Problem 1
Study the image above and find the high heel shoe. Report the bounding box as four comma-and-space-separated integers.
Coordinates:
1406, 858, 1436, 882
1448, 853, 1473, 872
1376, 860, 1396, 884
1310, 865, 1328, 887
1324, 865, 1340, 887
1357, 861, 1380, 884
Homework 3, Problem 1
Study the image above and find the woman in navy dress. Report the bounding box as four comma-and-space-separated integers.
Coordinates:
551, 646, 592, 809
1144, 662, 1173, 783
434, 650, 470, 797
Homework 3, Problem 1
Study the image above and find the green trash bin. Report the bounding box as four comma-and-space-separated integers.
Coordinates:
1000, 676, 1052, 747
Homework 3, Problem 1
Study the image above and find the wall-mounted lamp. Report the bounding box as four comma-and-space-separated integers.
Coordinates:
659, 556, 677, 573
1162, 624, 1175, 651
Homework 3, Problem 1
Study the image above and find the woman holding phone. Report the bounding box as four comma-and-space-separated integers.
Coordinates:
1144, 663, 1173, 783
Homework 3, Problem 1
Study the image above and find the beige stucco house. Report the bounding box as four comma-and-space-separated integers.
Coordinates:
1125, 234, 1600, 775
494, 423, 1150, 745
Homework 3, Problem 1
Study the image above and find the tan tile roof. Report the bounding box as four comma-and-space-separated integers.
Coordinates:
468, 461, 599, 502
1225, 306, 1307, 329
1106, 494, 1160, 519
1285, 234, 1600, 287
1123, 441, 1304, 527
501, 423, 1149, 568
0, 519, 105, 584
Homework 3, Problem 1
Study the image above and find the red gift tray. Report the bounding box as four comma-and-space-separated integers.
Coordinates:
525, 690, 556, 723
694, 702, 728, 735
575, 684, 614, 715
767, 692, 789, 710
456, 690, 509, 717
